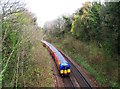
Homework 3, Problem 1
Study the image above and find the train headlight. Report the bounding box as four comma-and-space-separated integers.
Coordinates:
67, 69, 70, 73
64, 70, 67, 74
60, 70, 63, 74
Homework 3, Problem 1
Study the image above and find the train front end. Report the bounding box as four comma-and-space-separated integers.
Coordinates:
59, 63, 70, 75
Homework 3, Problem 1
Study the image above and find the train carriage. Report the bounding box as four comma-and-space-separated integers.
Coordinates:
41, 40, 71, 75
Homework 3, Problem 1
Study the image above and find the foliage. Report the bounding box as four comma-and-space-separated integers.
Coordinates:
63, 15, 72, 33
100, 2, 120, 55
44, 1, 119, 87
0, 0, 39, 87
44, 1, 120, 57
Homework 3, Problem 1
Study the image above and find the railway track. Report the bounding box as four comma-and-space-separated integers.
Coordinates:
56, 51, 99, 89
50, 49, 99, 88
61, 51, 92, 89
42, 41, 99, 88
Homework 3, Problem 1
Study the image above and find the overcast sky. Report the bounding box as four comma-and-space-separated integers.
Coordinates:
25, 0, 95, 27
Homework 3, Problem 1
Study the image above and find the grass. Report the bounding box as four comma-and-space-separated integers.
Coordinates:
22, 30, 53, 87
66, 51, 106, 85
49, 35, 119, 88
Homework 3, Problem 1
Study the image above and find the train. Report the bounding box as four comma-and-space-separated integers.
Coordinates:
41, 40, 71, 75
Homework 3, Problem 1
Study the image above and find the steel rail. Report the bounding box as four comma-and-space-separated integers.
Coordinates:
60, 51, 92, 89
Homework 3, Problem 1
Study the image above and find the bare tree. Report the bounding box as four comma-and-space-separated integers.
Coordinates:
0, 0, 25, 21
1, 0, 25, 43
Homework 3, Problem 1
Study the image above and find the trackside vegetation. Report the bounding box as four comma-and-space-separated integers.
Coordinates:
43, 2, 119, 88
1, 0, 53, 87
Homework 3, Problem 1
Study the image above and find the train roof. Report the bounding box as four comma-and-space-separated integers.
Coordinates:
41, 40, 68, 63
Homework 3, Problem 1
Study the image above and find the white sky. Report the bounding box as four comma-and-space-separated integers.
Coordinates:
25, 0, 94, 27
